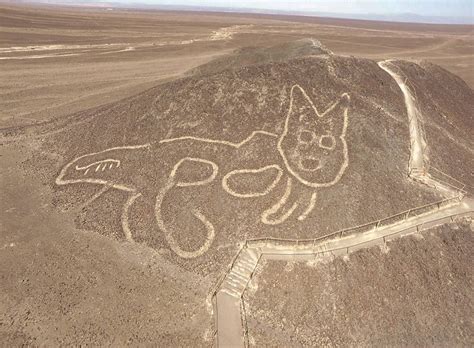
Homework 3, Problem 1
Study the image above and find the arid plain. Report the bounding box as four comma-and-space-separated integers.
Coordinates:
1, 3, 473, 346
1, 3, 473, 127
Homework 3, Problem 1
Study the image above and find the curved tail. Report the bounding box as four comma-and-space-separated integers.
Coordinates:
155, 177, 216, 259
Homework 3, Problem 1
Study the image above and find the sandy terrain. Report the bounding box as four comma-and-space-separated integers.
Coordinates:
0, 3, 473, 127
245, 220, 474, 347
0, 3, 473, 346
0, 146, 213, 346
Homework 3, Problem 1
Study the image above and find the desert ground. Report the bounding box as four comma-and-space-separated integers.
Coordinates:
245, 221, 474, 347
0, 3, 473, 127
0, 3, 473, 347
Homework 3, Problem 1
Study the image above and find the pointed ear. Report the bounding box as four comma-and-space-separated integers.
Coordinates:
289, 85, 319, 122
321, 93, 350, 136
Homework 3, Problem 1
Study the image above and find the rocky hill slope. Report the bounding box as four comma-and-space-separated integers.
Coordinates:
1, 39, 472, 345
245, 220, 474, 347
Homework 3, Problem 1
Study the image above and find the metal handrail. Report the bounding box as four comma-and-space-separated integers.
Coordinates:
246, 195, 463, 247
430, 165, 467, 187
213, 205, 473, 345
255, 210, 473, 256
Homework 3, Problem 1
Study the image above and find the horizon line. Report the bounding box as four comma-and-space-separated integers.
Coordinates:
5, 1, 474, 25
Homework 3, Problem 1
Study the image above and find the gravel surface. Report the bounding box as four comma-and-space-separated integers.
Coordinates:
245, 220, 474, 347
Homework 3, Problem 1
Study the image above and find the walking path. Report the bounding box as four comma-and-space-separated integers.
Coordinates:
213, 59, 473, 347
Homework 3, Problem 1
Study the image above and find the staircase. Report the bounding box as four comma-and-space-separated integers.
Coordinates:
220, 247, 260, 298
214, 247, 260, 348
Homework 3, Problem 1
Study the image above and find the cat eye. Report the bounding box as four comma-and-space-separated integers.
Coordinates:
297, 129, 316, 144
319, 134, 336, 150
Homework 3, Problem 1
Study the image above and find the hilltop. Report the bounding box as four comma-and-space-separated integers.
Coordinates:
4, 39, 473, 272
1, 39, 473, 345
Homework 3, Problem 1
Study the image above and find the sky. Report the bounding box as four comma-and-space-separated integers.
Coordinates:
110, 0, 473, 18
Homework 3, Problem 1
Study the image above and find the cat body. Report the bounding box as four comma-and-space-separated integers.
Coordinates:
56, 85, 350, 258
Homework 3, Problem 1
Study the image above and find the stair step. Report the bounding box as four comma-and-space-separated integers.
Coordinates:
230, 273, 248, 282
225, 278, 246, 289
222, 281, 242, 292
228, 271, 248, 282
221, 288, 240, 298
239, 259, 256, 269
233, 265, 252, 276
227, 271, 248, 283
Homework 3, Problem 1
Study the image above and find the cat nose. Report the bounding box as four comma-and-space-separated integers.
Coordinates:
340, 93, 351, 106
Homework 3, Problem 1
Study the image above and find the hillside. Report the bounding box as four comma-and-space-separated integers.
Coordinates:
1, 39, 472, 345
245, 220, 474, 347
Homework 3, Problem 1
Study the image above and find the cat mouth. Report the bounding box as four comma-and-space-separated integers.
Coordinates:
75, 159, 121, 176
299, 157, 323, 171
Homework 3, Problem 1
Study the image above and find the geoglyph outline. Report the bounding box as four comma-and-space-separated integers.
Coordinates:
55, 84, 351, 259
56, 144, 152, 192
222, 165, 283, 198
278, 84, 350, 187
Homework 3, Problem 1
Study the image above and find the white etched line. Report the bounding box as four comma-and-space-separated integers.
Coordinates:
298, 192, 318, 221
159, 130, 278, 148
261, 177, 298, 225
122, 192, 142, 243
277, 84, 350, 188
222, 165, 283, 198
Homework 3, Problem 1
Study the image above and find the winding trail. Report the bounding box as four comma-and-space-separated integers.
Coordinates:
213, 59, 473, 347
378, 60, 427, 172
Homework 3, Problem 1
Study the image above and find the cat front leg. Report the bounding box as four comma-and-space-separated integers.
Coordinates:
261, 179, 318, 225
261, 177, 298, 225
297, 190, 317, 221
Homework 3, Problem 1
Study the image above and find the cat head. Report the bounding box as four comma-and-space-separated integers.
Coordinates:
278, 85, 350, 188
